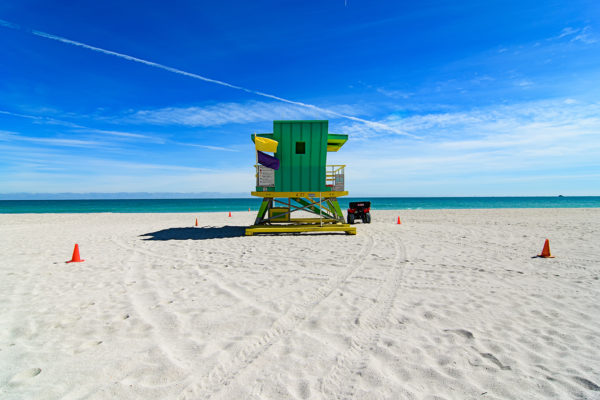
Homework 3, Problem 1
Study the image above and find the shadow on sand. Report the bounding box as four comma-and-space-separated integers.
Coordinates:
140, 226, 247, 241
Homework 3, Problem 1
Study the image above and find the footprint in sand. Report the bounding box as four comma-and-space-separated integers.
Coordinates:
572, 376, 600, 391
9, 368, 41, 385
74, 340, 103, 354
444, 329, 474, 339
480, 352, 511, 370
298, 380, 311, 399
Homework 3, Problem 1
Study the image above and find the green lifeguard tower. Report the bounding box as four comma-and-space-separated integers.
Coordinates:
245, 120, 356, 235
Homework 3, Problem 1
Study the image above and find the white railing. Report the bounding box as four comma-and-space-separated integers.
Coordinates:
255, 164, 345, 191
326, 165, 345, 191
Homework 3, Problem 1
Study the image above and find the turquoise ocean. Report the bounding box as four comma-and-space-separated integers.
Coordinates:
1, 197, 599, 214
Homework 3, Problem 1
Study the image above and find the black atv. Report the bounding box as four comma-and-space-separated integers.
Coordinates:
347, 201, 371, 224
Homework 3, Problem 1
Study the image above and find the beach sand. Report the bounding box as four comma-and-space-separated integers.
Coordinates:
1, 209, 599, 399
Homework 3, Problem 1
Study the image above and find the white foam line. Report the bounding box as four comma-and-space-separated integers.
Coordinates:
0, 19, 418, 138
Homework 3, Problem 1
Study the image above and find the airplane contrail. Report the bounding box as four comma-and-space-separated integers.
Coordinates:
0, 18, 417, 138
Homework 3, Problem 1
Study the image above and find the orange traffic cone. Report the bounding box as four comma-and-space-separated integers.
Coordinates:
397, 216, 401, 224
228, 211, 232, 217
67, 244, 85, 263
195, 218, 198, 227
537, 239, 555, 258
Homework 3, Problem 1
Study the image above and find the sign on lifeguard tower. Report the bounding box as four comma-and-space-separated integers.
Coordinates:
246, 120, 356, 235
257, 165, 275, 187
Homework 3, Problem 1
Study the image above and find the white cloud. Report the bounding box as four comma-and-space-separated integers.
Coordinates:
0, 153, 251, 192
1, 109, 165, 143
516, 79, 533, 87
553, 26, 597, 44
572, 26, 598, 44
336, 99, 600, 139
175, 142, 239, 152
557, 27, 579, 39
85, 159, 212, 172
0, 140, 254, 192
0, 109, 79, 128
376, 88, 413, 99
0, 19, 410, 136
327, 99, 600, 195
0, 130, 104, 147
3, 99, 599, 195
128, 101, 331, 127
126, 101, 419, 137
76, 128, 165, 143
1, 168, 253, 193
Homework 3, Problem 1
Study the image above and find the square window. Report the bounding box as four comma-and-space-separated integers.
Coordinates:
296, 141, 306, 154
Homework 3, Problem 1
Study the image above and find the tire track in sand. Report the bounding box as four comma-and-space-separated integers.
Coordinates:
112, 238, 284, 321
118, 237, 199, 373
178, 232, 376, 400
320, 228, 408, 400
114, 236, 283, 381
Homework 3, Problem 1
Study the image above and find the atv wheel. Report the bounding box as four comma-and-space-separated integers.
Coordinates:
348, 213, 355, 224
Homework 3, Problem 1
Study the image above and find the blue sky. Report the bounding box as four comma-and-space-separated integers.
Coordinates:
1, 0, 599, 197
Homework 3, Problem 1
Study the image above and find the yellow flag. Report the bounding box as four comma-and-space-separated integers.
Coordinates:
255, 136, 278, 152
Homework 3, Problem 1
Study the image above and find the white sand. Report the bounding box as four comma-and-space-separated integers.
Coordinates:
1, 208, 599, 399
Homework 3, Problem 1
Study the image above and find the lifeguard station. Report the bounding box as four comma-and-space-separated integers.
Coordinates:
246, 120, 356, 235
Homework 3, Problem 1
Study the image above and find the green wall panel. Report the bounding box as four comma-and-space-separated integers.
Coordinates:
273, 120, 328, 192
254, 120, 348, 193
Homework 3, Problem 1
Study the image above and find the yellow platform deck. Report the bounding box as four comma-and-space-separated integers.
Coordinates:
245, 223, 356, 236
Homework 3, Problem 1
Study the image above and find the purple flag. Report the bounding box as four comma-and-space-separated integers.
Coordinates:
257, 151, 280, 170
